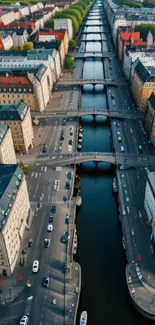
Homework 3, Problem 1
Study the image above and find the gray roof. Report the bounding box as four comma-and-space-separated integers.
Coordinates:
0, 123, 9, 145
0, 164, 23, 231
148, 92, 155, 111
0, 102, 29, 121
135, 60, 155, 82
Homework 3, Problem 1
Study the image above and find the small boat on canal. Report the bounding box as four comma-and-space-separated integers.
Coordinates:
80, 311, 87, 325
112, 177, 118, 193
76, 196, 82, 207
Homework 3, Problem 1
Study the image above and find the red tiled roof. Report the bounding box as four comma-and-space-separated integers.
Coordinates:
35, 30, 66, 42
120, 31, 140, 41
0, 77, 31, 86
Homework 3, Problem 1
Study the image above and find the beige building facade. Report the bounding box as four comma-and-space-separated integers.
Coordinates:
0, 102, 34, 154
0, 165, 30, 276
0, 124, 16, 164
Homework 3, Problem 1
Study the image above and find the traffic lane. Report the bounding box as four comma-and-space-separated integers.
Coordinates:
111, 119, 131, 154
119, 169, 155, 279
31, 169, 72, 325
118, 86, 137, 111
106, 87, 122, 110
0, 298, 26, 325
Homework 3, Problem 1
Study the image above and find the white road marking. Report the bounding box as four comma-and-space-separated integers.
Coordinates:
31, 172, 34, 177
35, 172, 38, 178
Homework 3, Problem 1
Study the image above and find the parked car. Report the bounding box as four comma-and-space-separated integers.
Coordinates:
20, 257, 25, 267
42, 277, 49, 288
28, 239, 32, 247
22, 247, 27, 255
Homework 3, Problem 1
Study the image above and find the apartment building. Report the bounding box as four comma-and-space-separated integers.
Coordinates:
0, 164, 30, 275
145, 92, 155, 147
144, 171, 155, 240
0, 124, 16, 164
123, 48, 155, 81
131, 60, 155, 111
54, 18, 73, 40
0, 33, 13, 50
0, 102, 34, 154
0, 48, 61, 83
0, 64, 52, 111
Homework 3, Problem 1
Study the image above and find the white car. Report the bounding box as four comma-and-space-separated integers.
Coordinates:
32, 260, 39, 273
47, 224, 53, 232
121, 146, 124, 152
128, 277, 132, 284
131, 288, 135, 294
20, 316, 29, 325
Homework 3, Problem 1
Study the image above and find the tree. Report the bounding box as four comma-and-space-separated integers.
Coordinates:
135, 24, 155, 40
69, 39, 78, 49
22, 42, 34, 51
64, 55, 75, 69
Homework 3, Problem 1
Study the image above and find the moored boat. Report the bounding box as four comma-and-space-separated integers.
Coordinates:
112, 177, 118, 193
80, 311, 87, 325
78, 144, 82, 150
76, 196, 82, 207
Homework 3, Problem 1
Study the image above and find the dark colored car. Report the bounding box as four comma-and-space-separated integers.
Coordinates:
44, 239, 50, 248
51, 206, 56, 214
42, 277, 49, 287
60, 134, 64, 141
65, 181, 71, 189
48, 214, 53, 222
28, 239, 33, 247
68, 139, 72, 145
22, 247, 27, 255
20, 257, 25, 267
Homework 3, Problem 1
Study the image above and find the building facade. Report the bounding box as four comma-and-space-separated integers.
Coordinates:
144, 171, 155, 243
0, 124, 16, 164
123, 48, 155, 81
54, 18, 73, 40
146, 92, 155, 147
0, 102, 34, 153
0, 64, 52, 112
0, 164, 30, 275
131, 60, 155, 111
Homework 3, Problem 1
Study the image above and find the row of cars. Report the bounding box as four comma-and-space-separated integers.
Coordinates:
31, 206, 56, 273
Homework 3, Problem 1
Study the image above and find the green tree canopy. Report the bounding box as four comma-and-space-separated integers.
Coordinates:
22, 42, 34, 50
135, 24, 155, 40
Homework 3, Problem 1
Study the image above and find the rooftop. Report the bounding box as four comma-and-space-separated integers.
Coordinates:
135, 60, 155, 82
0, 123, 9, 145
0, 164, 23, 231
0, 102, 29, 121
148, 92, 155, 111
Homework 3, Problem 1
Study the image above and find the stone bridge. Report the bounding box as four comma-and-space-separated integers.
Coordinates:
22, 152, 155, 169
57, 79, 126, 87
34, 109, 143, 120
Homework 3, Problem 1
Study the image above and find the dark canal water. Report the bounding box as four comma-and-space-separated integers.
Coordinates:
76, 5, 152, 325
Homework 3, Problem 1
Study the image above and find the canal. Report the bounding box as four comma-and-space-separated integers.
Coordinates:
76, 2, 153, 325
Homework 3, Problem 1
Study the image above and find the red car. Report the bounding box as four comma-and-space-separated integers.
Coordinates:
138, 254, 141, 261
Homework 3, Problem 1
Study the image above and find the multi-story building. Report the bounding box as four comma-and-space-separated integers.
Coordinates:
0, 124, 16, 164
123, 47, 155, 81
0, 64, 52, 111
34, 38, 65, 66
0, 33, 13, 50
0, 164, 30, 275
35, 29, 69, 55
12, 29, 29, 47
145, 92, 155, 147
131, 60, 155, 111
54, 18, 73, 40
144, 171, 155, 241
0, 102, 34, 153
104, 0, 155, 47
118, 31, 141, 61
